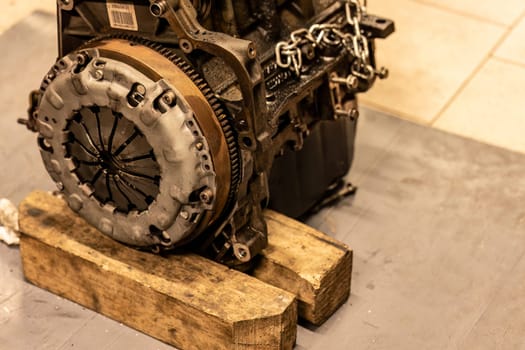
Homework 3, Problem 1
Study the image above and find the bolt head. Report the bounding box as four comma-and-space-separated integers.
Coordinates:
199, 188, 214, 204
247, 43, 257, 59
135, 84, 146, 95
233, 243, 251, 262
378, 67, 389, 79
180, 210, 189, 220
349, 108, 359, 120
346, 76, 359, 89
93, 70, 104, 80
162, 91, 176, 105
150, 1, 167, 17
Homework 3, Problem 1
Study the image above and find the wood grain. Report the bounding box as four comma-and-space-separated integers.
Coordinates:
255, 210, 352, 325
19, 191, 297, 350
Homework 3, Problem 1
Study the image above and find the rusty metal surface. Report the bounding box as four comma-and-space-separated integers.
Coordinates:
2, 12, 525, 350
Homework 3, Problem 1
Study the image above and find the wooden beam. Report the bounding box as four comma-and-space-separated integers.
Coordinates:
255, 210, 352, 325
19, 191, 297, 350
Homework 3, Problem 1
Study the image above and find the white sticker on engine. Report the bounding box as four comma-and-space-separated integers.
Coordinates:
107, 1, 138, 31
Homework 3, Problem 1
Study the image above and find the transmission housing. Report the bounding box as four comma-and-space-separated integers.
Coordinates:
22, 0, 393, 266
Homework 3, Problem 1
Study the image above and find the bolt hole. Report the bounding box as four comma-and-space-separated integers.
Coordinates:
38, 136, 53, 154
189, 187, 206, 202
150, 3, 163, 17
127, 83, 146, 108
93, 59, 106, 68
149, 225, 170, 243
178, 38, 194, 53
238, 248, 247, 258
242, 137, 253, 148
376, 19, 386, 24
248, 46, 256, 58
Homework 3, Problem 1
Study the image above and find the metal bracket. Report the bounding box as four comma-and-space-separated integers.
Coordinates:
304, 180, 357, 217
360, 14, 395, 39
149, 0, 268, 149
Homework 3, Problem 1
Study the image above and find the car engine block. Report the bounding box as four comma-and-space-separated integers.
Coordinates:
20, 0, 394, 267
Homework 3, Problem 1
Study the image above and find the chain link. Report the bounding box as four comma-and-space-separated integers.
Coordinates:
275, 0, 375, 80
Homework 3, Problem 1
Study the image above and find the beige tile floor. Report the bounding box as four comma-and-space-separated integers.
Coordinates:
2, 1, 525, 153
363, 0, 525, 154
0, 1, 55, 33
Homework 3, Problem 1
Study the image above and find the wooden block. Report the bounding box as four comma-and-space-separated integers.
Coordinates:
19, 191, 297, 350
254, 210, 352, 325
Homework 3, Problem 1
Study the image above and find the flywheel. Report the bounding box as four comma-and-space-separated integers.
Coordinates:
35, 38, 239, 249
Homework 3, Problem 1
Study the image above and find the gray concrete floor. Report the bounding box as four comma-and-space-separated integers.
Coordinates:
2, 12, 525, 350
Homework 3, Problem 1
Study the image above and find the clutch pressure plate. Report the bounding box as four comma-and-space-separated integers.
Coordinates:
36, 38, 239, 249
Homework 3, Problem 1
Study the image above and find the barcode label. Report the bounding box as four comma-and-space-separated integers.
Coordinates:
107, 1, 138, 31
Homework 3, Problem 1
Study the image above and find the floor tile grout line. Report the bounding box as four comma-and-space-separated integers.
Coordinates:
411, 0, 508, 28
456, 245, 525, 349
489, 9, 525, 55
55, 313, 98, 350
491, 55, 525, 70
428, 56, 490, 127
429, 9, 525, 127
360, 100, 424, 125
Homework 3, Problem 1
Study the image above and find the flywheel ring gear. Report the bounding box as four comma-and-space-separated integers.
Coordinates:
35, 38, 239, 249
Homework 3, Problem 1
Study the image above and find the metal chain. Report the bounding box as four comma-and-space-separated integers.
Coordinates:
275, 0, 375, 80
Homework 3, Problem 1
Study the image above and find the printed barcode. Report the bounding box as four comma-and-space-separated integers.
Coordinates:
107, 1, 138, 31
111, 11, 134, 27
110, 3, 130, 10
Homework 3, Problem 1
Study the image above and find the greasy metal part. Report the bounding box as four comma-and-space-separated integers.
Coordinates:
65, 106, 161, 213
35, 40, 233, 248
58, 0, 74, 11
304, 180, 358, 217
275, 0, 388, 90
90, 34, 241, 218
258, 0, 280, 40
148, 0, 268, 149
218, 0, 238, 36
191, 0, 212, 20
91, 39, 235, 226
360, 13, 395, 38
25, 0, 394, 265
